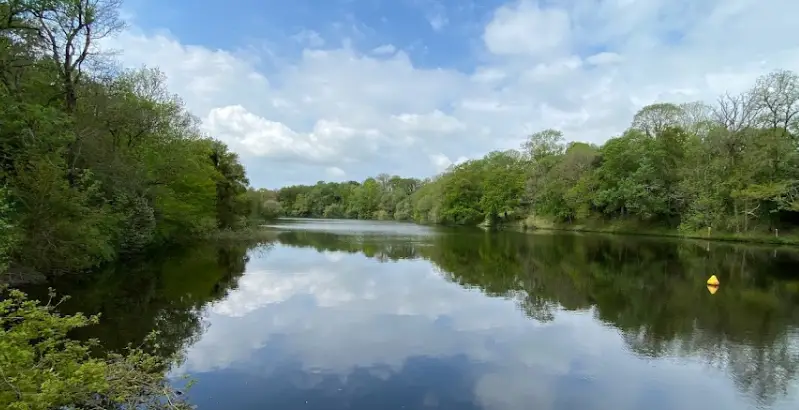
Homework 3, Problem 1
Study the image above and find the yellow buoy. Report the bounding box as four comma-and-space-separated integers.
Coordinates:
707, 284, 718, 295
707, 275, 720, 286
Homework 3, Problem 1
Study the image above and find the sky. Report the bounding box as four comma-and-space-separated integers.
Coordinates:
108, 0, 799, 188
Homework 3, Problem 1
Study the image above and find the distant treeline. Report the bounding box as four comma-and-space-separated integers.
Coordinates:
0, 0, 278, 278
275, 69, 799, 237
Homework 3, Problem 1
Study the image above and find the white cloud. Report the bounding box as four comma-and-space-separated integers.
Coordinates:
483, 1, 571, 57
325, 166, 346, 178
413, 0, 449, 31
391, 110, 465, 134
203, 105, 381, 164
427, 13, 448, 31
430, 153, 468, 172
107, 0, 799, 187
371, 44, 396, 55
586, 51, 624, 66
292, 29, 325, 48
471, 67, 507, 83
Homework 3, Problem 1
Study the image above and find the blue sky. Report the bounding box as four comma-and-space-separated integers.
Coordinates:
110, 0, 799, 188
126, 0, 499, 67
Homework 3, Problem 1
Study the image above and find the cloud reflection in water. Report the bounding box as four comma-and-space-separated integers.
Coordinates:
172, 245, 794, 410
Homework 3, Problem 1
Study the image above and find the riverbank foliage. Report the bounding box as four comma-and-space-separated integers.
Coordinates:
276, 69, 799, 236
0, 0, 280, 278
0, 239, 258, 409
0, 287, 190, 409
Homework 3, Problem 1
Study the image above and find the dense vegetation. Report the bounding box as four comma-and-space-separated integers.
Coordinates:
0, 0, 281, 281
276, 69, 799, 239
1, 286, 194, 409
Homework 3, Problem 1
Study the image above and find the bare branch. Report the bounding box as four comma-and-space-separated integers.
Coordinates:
29, 0, 125, 111
712, 91, 758, 132
750, 69, 799, 132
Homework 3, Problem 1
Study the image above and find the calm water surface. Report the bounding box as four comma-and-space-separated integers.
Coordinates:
26, 218, 799, 409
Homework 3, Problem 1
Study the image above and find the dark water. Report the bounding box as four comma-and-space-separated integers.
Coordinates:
24, 218, 799, 409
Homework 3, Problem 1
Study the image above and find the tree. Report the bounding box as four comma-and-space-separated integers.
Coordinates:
678, 101, 714, 137
751, 69, 799, 132
631, 102, 684, 137
521, 128, 564, 161
0, 187, 17, 274
479, 150, 525, 224
209, 141, 249, 230
31, 0, 124, 112
713, 91, 758, 132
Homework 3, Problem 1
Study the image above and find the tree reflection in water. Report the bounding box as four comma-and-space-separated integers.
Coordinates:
275, 229, 799, 406
19, 230, 799, 407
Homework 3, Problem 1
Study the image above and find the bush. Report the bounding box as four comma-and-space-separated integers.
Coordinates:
0, 288, 191, 410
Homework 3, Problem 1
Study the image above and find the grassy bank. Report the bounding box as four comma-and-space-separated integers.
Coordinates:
208, 226, 282, 242
516, 216, 799, 246
240, 215, 799, 247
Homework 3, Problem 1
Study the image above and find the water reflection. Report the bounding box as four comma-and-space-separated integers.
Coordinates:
23, 220, 799, 409
184, 226, 799, 409
21, 241, 256, 359
175, 247, 611, 410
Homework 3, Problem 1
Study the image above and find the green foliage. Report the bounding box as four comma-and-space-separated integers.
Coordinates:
274, 69, 799, 235
0, 1, 259, 278
0, 287, 190, 410
0, 187, 17, 274
245, 188, 282, 224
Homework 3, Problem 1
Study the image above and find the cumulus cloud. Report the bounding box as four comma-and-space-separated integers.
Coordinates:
482, 1, 571, 57
430, 153, 468, 173
203, 105, 382, 164
107, 0, 799, 187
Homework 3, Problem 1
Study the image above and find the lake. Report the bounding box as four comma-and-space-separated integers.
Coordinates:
24, 218, 799, 409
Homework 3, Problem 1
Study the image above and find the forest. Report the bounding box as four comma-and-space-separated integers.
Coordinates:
0, 0, 281, 280
275, 69, 799, 240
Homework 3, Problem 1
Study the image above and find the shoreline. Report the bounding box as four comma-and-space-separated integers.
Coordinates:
268, 216, 799, 246
513, 218, 799, 246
